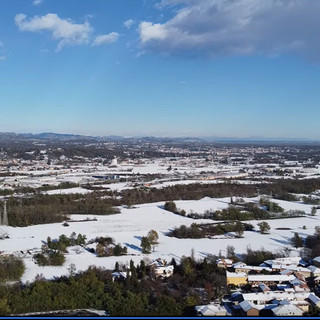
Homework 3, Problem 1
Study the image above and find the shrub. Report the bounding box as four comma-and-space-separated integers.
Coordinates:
258, 221, 271, 234
0, 255, 25, 282
113, 244, 127, 256
164, 201, 177, 213
34, 252, 65, 266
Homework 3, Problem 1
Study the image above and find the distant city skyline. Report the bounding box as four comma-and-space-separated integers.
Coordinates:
1, 131, 319, 143
0, 0, 319, 139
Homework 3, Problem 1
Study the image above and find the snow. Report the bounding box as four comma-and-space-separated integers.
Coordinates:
43, 187, 92, 195
99, 182, 132, 191
174, 197, 231, 215
1, 197, 320, 283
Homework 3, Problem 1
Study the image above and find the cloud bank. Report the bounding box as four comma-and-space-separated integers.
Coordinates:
15, 13, 119, 50
139, 0, 320, 59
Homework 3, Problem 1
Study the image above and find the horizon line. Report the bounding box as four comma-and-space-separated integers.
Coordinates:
1, 131, 320, 143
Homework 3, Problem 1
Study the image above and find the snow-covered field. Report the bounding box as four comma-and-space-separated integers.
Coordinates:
0, 197, 319, 283
174, 197, 231, 214
43, 187, 93, 195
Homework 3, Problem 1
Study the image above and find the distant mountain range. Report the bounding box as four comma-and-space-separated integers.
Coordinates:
0, 132, 319, 144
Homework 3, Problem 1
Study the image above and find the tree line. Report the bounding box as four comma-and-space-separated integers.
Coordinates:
168, 222, 254, 239
121, 178, 320, 206
2, 193, 120, 227
0, 256, 226, 316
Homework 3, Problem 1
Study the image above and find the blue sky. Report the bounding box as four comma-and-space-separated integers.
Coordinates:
0, 0, 320, 139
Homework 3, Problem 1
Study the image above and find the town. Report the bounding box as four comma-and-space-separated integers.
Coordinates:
0, 133, 320, 316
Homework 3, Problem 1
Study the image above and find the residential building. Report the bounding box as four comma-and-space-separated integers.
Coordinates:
226, 271, 247, 286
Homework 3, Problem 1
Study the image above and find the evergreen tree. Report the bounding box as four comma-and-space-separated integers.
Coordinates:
76, 233, 86, 245
226, 245, 235, 259
147, 230, 159, 251
235, 221, 244, 238
140, 237, 151, 254
291, 232, 303, 248
258, 221, 271, 234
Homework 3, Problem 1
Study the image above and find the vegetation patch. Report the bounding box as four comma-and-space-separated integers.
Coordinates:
92, 236, 127, 257
0, 257, 226, 316
168, 222, 254, 239
0, 255, 25, 282
121, 178, 320, 206
3, 193, 120, 227
34, 233, 86, 266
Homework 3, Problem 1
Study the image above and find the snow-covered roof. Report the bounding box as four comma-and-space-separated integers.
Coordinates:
290, 278, 302, 286
111, 271, 127, 279
195, 304, 228, 316
299, 259, 309, 267
227, 271, 247, 278
308, 265, 320, 273
279, 299, 290, 305
275, 257, 301, 264
154, 265, 174, 272
313, 256, 320, 263
217, 258, 233, 266
241, 291, 310, 303
308, 293, 320, 305
233, 261, 247, 268
150, 258, 171, 267
263, 257, 302, 269
239, 301, 263, 312
280, 269, 293, 276
259, 283, 270, 291
235, 265, 272, 272
272, 304, 303, 316
283, 265, 310, 273
248, 274, 296, 282
277, 283, 291, 290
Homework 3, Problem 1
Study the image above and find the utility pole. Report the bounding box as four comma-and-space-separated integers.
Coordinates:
3, 200, 8, 226
269, 191, 273, 214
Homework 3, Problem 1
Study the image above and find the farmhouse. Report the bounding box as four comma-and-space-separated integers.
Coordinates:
239, 301, 262, 317
226, 272, 247, 286
216, 258, 233, 268
150, 258, 174, 278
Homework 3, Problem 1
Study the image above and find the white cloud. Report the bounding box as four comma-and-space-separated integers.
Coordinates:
33, 0, 44, 5
124, 19, 135, 29
140, 22, 168, 43
92, 32, 119, 46
15, 13, 93, 51
0, 42, 5, 60
135, 50, 146, 58
140, 0, 320, 59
